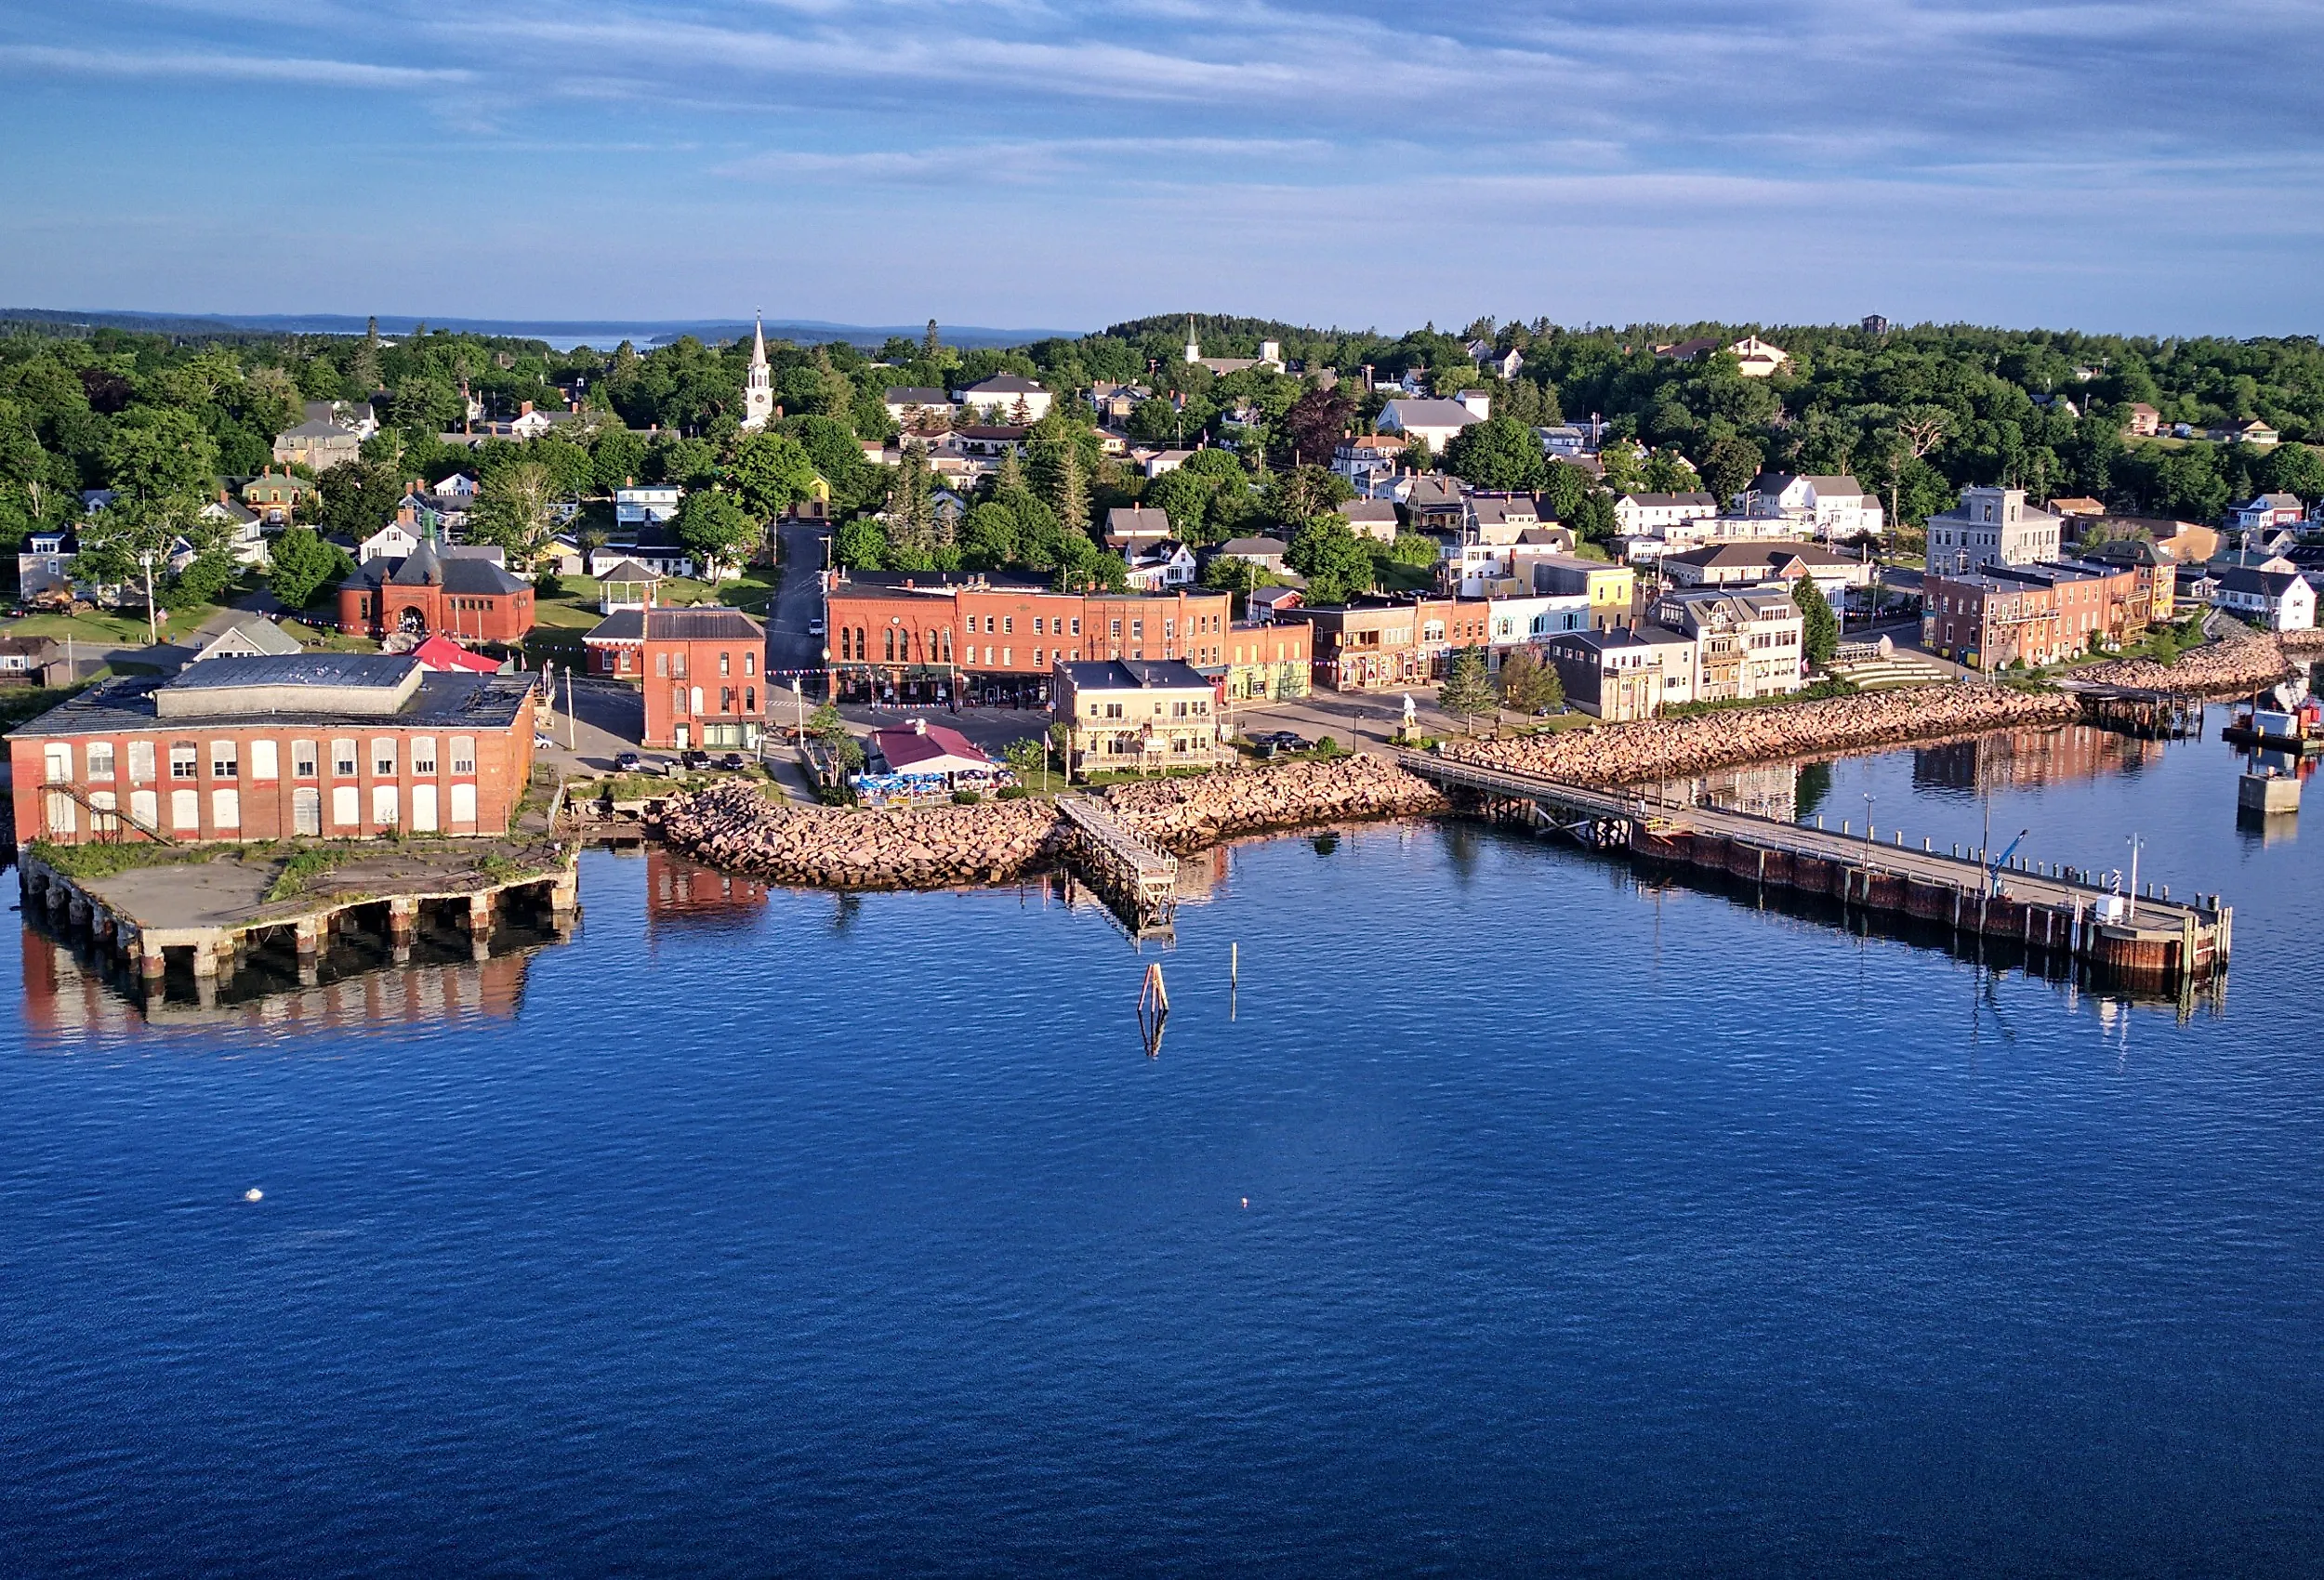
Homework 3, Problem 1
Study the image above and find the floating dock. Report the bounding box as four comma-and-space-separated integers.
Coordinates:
1401, 749, 2230, 990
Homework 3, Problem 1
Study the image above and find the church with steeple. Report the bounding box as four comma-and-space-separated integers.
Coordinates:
741, 313, 774, 431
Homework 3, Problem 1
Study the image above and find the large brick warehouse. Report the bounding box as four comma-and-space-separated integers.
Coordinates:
8, 654, 539, 848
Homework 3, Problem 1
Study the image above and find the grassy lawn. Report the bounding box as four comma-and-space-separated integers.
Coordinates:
1, 606, 189, 645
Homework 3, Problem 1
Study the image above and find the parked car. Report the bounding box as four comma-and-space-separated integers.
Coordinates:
720, 752, 746, 770
534, 732, 557, 750
679, 748, 710, 770
614, 750, 641, 772
807, 616, 825, 637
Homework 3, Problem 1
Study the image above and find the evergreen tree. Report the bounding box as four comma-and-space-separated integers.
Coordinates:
1792, 574, 1841, 666
1498, 645, 1565, 713
1438, 645, 1498, 733
923, 319, 941, 361
1050, 442, 1089, 535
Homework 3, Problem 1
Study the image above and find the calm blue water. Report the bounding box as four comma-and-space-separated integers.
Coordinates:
5, 727, 2322, 1576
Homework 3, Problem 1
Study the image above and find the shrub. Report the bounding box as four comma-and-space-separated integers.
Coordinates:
997, 785, 1030, 800
951, 789, 982, 804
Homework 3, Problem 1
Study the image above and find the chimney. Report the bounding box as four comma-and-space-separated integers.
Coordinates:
519, 401, 534, 416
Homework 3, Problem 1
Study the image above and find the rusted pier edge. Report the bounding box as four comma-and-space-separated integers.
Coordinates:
17, 850, 580, 1008
1406, 752, 2230, 992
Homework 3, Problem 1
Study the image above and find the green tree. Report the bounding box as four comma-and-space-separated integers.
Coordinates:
1261, 464, 1353, 532
1445, 415, 1548, 491
728, 430, 821, 520
1438, 644, 1498, 733
469, 461, 558, 570
1792, 574, 1841, 666
1700, 433, 1764, 505
1002, 735, 1050, 793
1286, 515, 1375, 604
834, 516, 888, 570
2260, 442, 2324, 503
1498, 644, 1565, 713
266, 525, 354, 609
103, 407, 218, 508
675, 488, 758, 581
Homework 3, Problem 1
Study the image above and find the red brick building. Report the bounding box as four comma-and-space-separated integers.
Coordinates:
1923, 560, 2147, 673
640, 607, 768, 750
825, 573, 1234, 704
9, 654, 538, 848
337, 539, 535, 644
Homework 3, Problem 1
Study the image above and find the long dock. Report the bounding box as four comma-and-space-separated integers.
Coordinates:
1400, 750, 2230, 988
1057, 795, 1178, 932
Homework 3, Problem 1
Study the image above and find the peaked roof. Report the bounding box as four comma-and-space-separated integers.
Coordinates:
872, 723, 996, 772
1380, 397, 1484, 427
410, 634, 505, 673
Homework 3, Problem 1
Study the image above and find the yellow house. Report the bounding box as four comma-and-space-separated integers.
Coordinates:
1531, 554, 1635, 631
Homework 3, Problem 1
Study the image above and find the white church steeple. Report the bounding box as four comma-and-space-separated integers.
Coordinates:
741, 310, 773, 431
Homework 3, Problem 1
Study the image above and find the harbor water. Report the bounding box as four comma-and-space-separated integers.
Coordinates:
4, 724, 2322, 1575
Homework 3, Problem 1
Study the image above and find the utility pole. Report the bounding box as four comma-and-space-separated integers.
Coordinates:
565, 664, 576, 751
2126, 832, 2144, 921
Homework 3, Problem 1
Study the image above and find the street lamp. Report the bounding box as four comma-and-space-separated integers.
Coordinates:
2126, 832, 2145, 921
1861, 792, 1876, 872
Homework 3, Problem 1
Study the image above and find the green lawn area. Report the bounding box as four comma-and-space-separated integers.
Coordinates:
0, 605, 202, 645
1373, 562, 1436, 593
535, 566, 779, 637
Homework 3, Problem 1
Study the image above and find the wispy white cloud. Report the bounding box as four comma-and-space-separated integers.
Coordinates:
0, 42, 469, 86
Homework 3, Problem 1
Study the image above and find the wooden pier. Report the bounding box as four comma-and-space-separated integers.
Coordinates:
2067, 683, 2207, 741
1401, 749, 2230, 990
1057, 795, 1179, 933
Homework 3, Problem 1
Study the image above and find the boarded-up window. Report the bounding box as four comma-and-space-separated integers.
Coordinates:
371, 783, 398, 826
86, 742, 114, 781
126, 741, 155, 783
211, 787, 239, 829
249, 740, 278, 781
293, 740, 318, 778
450, 783, 478, 825
332, 786, 359, 827
171, 789, 199, 831
130, 789, 158, 831
45, 791, 75, 836
411, 736, 436, 775
449, 736, 476, 774
293, 787, 322, 836
410, 783, 438, 832
42, 743, 70, 783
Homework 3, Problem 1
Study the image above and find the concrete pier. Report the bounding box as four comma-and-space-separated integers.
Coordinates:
15, 850, 580, 1014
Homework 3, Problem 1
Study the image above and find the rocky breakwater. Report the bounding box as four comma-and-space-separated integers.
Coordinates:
659, 781, 1066, 889
1104, 755, 1449, 854
2072, 630, 2294, 695
1438, 683, 2079, 788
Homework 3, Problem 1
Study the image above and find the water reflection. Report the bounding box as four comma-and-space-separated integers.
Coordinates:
18, 923, 535, 1037
647, 849, 768, 924
1913, 725, 2165, 796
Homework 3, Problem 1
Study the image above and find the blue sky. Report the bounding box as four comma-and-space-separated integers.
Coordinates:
3, 1, 2320, 336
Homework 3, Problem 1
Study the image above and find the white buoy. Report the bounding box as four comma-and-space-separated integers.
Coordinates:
244, 1188, 263, 1203
1241, 1197, 1248, 1209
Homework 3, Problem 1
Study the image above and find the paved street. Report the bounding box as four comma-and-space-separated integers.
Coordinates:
768, 520, 832, 678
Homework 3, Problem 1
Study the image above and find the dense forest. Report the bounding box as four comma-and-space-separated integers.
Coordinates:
4, 312, 2319, 610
